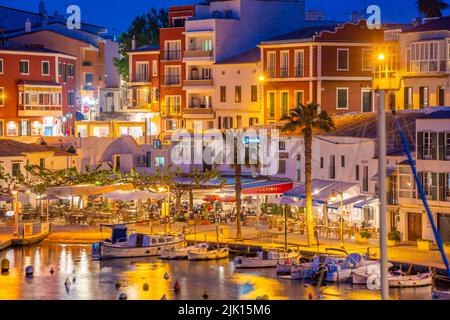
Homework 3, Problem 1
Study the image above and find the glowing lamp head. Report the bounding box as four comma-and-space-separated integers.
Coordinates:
377, 53, 385, 61
329, 191, 338, 203
258, 75, 265, 82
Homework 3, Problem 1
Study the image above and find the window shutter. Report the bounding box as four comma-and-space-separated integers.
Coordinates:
218, 116, 222, 129
439, 172, 445, 201
431, 172, 438, 200
18, 121, 22, 136
418, 171, 423, 199
439, 132, 445, 160
27, 121, 31, 136
431, 132, 437, 160
417, 132, 423, 160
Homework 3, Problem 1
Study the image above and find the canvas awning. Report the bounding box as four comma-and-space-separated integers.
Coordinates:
284, 179, 357, 202
353, 198, 378, 209
327, 195, 371, 210
371, 168, 396, 181
46, 183, 134, 197
103, 190, 166, 201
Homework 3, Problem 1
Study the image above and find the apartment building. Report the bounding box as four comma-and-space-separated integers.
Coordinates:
259, 20, 385, 122
0, 46, 77, 139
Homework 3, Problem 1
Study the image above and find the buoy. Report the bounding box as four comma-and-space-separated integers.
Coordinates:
25, 265, 34, 276
262, 294, 269, 300
115, 280, 121, 289
173, 280, 181, 292
308, 293, 313, 300
50, 267, 55, 275
256, 296, 262, 300
118, 293, 127, 300
202, 290, 209, 299
160, 294, 167, 300
1, 259, 10, 272
163, 272, 170, 280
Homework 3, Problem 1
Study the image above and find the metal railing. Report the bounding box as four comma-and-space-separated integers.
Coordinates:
163, 75, 181, 85
162, 50, 181, 61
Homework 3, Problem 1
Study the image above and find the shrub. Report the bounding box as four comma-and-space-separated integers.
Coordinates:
388, 230, 401, 241
359, 231, 372, 239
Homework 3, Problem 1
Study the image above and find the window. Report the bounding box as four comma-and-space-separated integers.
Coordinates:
438, 86, 445, 106
355, 164, 360, 180
363, 165, 369, 192
220, 86, 226, 102
68, 91, 75, 106
39, 158, 45, 169
223, 116, 233, 129
58, 62, 62, 76
0, 120, 3, 136
236, 115, 242, 128
136, 62, 149, 82
152, 60, 158, 77
329, 155, 336, 179
281, 91, 288, 117
267, 52, 276, 78
164, 40, 181, 60
419, 131, 437, 160
164, 96, 181, 115
155, 157, 165, 167
320, 157, 324, 169
336, 88, 348, 109
404, 87, 412, 109
268, 92, 275, 118
278, 159, 286, 174
420, 172, 437, 200
294, 91, 303, 107
249, 117, 259, 126
279, 141, 286, 150
235, 86, 241, 103
12, 163, 21, 177
280, 51, 289, 77
362, 49, 373, 70
19, 60, 29, 75
172, 18, 186, 27
0, 59, 3, 74
0, 87, 4, 106
442, 173, 450, 201
68, 64, 75, 77
337, 49, 349, 70
164, 66, 181, 85
410, 41, 445, 73
19, 120, 29, 136
341, 155, 345, 167
419, 86, 429, 108
362, 89, 373, 113
445, 132, 450, 160
85, 73, 93, 84
63, 64, 67, 82
294, 50, 304, 77
296, 154, 301, 182
399, 166, 415, 198
6, 121, 17, 136
42, 61, 50, 75
166, 119, 177, 131
251, 85, 257, 102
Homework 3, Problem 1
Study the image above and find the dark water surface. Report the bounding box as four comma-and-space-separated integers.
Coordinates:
0, 244, 434, 300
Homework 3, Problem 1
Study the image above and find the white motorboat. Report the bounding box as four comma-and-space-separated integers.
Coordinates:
388, 271, 432, 288
188, 247, 229, 260
432, 290, 450, 300
351, 262, 394, 285
234, 249, 298, 269
325, 253, 378, 283
160, 243, 209, 260
92, 224, 185, 259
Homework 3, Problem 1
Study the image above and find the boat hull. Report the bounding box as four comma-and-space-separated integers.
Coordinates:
388, 273, 432, 288
188, 248, 229, 261
99, 240, 184, 259
278, 263, 315, 280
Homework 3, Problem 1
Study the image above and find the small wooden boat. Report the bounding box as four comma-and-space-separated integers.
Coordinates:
278, 262, 316, 280
160, 243, 209, 260
388, 271, 432, 288
234, 249, 298, 269
351, 262, 394, 285
188, 247, 229, 261
92, 224, 185, 259
432, 290, 450, 300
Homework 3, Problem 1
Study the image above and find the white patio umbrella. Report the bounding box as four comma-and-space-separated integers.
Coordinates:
271, 196, 296, 206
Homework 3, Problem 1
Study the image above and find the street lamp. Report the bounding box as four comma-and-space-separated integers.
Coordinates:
330, 189, 344, 249
11, 189, 18, 236
258, 75, 265, 124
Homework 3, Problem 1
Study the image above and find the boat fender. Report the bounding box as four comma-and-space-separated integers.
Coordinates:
115, 280, 121, 289
202, 290, 209, 299
256, 296, 262, 300
174, 280, 181, 292
143, 283, 149, 291
1, 259, 10, 272
50, 267, 55, 275
25, 265, 34, 276
118, 293, 127, 300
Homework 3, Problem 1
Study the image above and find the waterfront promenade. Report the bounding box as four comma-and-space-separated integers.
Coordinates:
1, 222, 448, 270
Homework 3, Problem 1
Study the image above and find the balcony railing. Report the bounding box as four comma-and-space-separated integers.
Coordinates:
18, 105, 63, 116
162, 50, 181, 61
184, 50, 213, 59
163, 75, 181, 85
280, 67, 288, 78
161, 106, 181, 117
294, 67, 304, 77
183, 79, 213, 87
267, 68, 276, 78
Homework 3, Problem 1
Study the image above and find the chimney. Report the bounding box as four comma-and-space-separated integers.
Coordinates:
131, 36, 136, 51
25, 19, 31, 32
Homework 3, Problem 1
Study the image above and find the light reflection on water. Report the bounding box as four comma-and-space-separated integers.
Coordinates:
0, 244, 433, 300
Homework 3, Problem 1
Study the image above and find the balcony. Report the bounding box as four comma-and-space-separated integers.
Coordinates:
163, 75, 181, 86
183, 107, 215, 119
280, 67, 288, 78
162, 50, 181, 61
267, 68, 276, 79
183, 50, 214, 62
183, 79, 213, 88
18, 105, 63, 117
161, 106, 181, 117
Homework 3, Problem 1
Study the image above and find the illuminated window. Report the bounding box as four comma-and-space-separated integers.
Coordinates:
42, 61, 50, 76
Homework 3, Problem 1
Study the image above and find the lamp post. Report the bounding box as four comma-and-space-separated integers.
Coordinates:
375, 52, 389, 300
330, 189, 344, 248
258, 75, 265, 125
11, 189, 18, 236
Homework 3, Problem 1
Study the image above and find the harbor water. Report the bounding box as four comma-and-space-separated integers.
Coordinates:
0, 244, 437, 300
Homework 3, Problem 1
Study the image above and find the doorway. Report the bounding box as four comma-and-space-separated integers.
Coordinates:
407, 212, 422, 241
438, 213, 450, 242
362, 89, 373, 113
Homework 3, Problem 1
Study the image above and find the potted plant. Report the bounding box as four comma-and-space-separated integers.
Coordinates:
387, 230, 401, 246
417, 239, 433, 250
356, 231, 371, 243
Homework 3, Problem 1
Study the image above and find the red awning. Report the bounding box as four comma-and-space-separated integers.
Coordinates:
242, 181, 293, 195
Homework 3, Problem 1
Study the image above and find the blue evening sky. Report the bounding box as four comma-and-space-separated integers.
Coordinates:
1, 0, 449, 34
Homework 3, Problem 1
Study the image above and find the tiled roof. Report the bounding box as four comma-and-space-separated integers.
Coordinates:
215, 47, 260, 64
404, 16, 450, 33
0, 139, 75, 157
128, 45, 160, 53
262, 25, 337, 43
419, 109, 450, 119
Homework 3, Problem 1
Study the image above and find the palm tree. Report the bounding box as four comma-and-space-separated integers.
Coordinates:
417, 0, 449, 17
281, 103, 334, 245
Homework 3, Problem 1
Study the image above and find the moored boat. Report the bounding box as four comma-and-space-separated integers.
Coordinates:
388, 271, 432, 288
234, 249, 298, 269
160, 243, 209, 260
432, 290, 450, 300
324, 253, 378, 283
188, 247, 229, 261
91, 224, 185, 259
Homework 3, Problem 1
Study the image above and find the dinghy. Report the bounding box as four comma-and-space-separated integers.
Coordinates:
388, 271, 432, 288
234, 249, 298, 269
92, 224, 185, 259
351, 262, 394, 285
160, 243, 209, 260
188, 247, 229, 260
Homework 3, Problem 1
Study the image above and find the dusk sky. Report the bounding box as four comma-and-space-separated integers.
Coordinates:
1, 0, 449, 34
